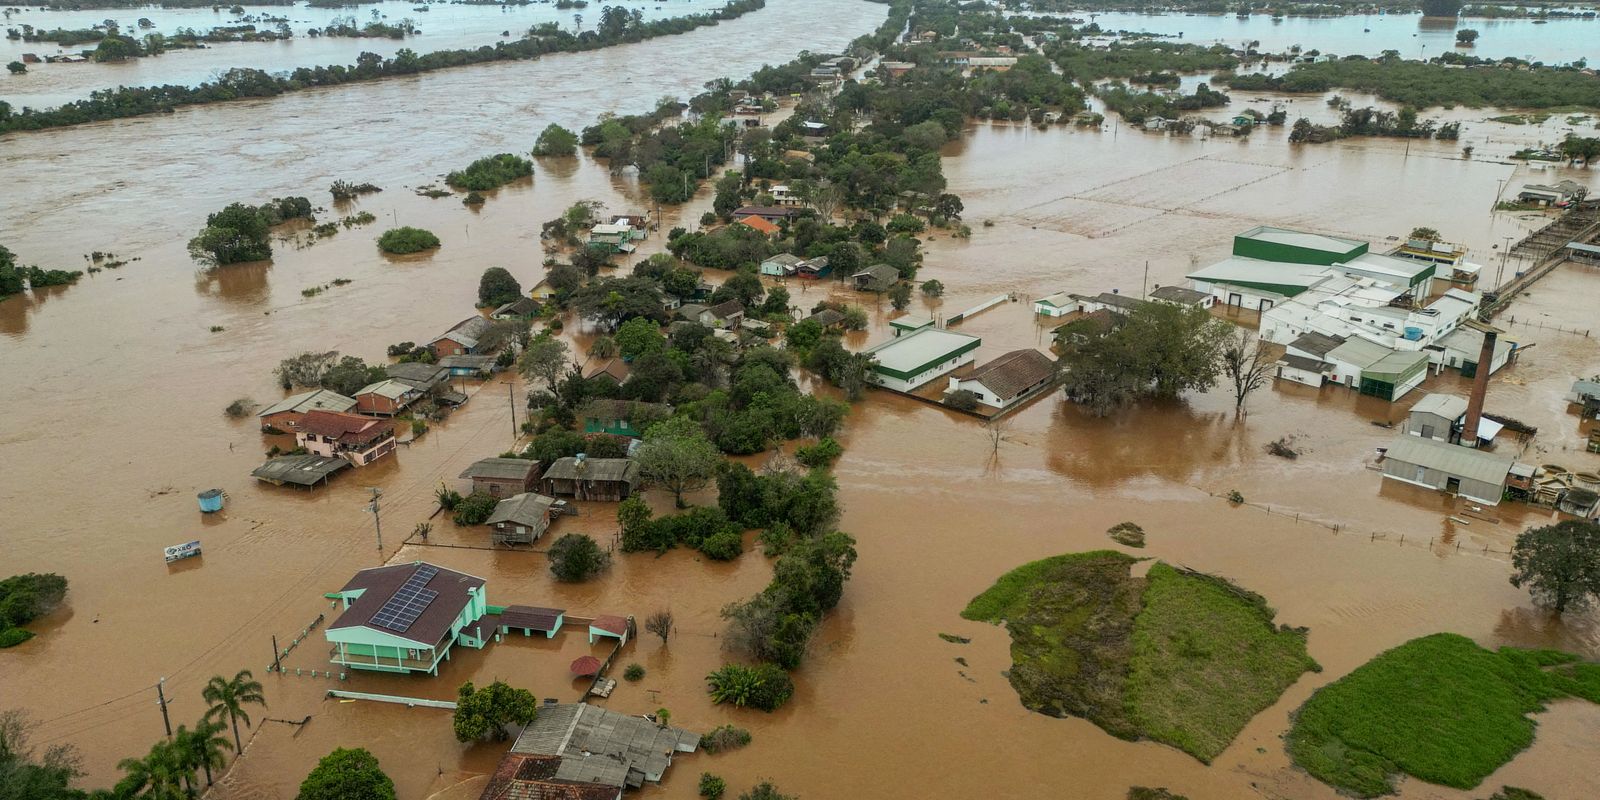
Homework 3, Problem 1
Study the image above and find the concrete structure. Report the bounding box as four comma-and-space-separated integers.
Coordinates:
1405, 393, 1469, 442
324, 562, 490, 674
485, 493, 556, 545
862, 327, 982, 392
889, 314, 934, 337
459, 457, 541, 498
541, 456, 639, 501
1435, 326, 1516, 378
1380, 435, 1515, 505
295, 411, 396, 466
1187, 226, 1445, 313
354, 379, 420, 416
946, 349, 1056, 410
502, 703, 698, 790
258, 389, 357, 433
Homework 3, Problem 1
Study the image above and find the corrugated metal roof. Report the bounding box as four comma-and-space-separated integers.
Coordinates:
1410, 393, 1468, 419
1383, 435, 1513, 485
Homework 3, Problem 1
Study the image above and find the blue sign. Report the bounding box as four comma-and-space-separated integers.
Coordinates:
164, 540, 202, 563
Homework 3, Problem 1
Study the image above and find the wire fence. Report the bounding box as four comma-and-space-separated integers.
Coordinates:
1501, 314, 1592, 337
1199, 490, 1518, 558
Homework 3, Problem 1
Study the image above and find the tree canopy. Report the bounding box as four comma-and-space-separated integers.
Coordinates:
1510, 520, 1600, 614
453, 681, 538, 742
296, 747, 395, 800
478, 267, 522, 308
1056, 302, 1228, 416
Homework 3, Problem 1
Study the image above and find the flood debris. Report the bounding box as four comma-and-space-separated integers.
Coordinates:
1266, 436, 1300, 460
938, 632, 971, 644
1107, 522, 1146, 548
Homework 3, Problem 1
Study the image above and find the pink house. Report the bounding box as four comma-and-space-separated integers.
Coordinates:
295, 411, 396, 467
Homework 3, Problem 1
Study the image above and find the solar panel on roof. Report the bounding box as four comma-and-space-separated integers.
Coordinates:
369, 565, 441, 633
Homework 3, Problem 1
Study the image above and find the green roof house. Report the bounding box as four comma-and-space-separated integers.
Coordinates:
324, 562, 491, 675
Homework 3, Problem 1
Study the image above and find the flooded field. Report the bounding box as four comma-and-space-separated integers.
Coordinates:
1068, 9, 1600, 63
5, 2, 1600, 798
0, 0, 730, 108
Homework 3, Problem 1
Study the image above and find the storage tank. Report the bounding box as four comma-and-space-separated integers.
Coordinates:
197, 489, 225, 513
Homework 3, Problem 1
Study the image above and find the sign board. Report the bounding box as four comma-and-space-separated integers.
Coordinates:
164, 540, 202, 563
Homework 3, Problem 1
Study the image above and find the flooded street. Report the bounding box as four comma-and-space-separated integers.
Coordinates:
5, 2, 1600, 798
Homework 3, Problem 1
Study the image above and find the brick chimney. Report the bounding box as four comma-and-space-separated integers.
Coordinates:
1461, 330, 1497, 448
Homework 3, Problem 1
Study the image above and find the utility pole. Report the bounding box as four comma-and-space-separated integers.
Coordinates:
1142, 260, 1150, 299
504, 381, 517, 440
156, 678, 172, 738
271, 635, 282, 673
366, 488, 383, 554
1498, 234, 1514, 289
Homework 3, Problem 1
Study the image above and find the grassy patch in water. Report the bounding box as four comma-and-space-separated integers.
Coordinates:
1126, 564, 1318, 763
962, 550, 1144, 739
1287, 633, 1600, 798
963, 552, 1316, 762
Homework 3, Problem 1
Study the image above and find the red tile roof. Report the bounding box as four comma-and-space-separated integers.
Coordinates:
480, 754, 619, 800
736, 215, 780, 236
298, 410, 390, 445
589, 615, 628, 635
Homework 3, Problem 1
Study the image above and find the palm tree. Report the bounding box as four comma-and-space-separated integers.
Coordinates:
175, 718, 232, 787
201, 669, 266, 755
115, 740, 188, 800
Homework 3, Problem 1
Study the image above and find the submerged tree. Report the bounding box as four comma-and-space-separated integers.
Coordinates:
296, 747, 395, 800
1219, 327, 1275, 414
1510, 520, 1600, 614
453, 681, 537, 742
635, 416, 721, 508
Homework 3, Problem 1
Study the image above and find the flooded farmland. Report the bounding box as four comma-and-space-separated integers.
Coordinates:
4, 1, 1600, 798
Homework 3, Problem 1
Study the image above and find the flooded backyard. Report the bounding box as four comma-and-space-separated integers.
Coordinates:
4, 1, 1600, 798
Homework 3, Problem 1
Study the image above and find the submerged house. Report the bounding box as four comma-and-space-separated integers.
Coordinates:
541, 456, 640, 501
257, 389, 357, 433
1324, 338, 1428, 401
490, 702, 698, 792
353, 379, 421, 417
491, 297, 542, 320
861, 327, 982, 392
429, 316, 494, 358
250, 454, 350, 488
459, 457, 541, 498
295, 411, 396, 466
324, 562, 490, 674
485, 492, 556, 545
946, 349, 1056, 410
853, 263, 900, 293
759, 252, 804, 277
1032, 291, 1076, 317
581, 399, 670, 439
386, 362, 449, 393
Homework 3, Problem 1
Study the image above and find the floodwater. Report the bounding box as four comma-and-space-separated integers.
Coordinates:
0, 0, 730, 109
4, 3, 1600, 799
1075, 9, 1600, 63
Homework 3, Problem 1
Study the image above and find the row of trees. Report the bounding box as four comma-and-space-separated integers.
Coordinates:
0, 244, 81, 300
1222, 54, 1600, 109
0, 0, 771, 134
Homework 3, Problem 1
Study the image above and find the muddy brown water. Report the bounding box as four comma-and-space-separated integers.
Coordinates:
5, 8, 1600, 798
